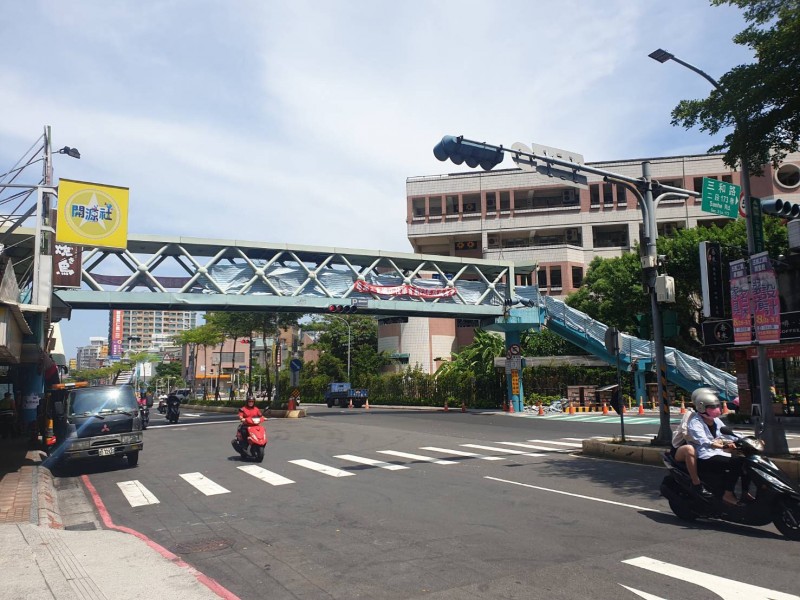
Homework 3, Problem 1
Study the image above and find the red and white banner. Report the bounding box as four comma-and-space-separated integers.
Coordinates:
354, 279, 457, 298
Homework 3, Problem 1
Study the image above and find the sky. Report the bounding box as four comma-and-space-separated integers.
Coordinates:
0, 0, 756, 361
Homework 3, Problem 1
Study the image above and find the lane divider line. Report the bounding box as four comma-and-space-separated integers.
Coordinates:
484, 476, 662, 513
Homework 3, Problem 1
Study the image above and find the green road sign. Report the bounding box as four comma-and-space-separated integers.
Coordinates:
701, 177, 741, 219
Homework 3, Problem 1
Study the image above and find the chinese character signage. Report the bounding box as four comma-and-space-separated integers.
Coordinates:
56, 178, 129, 249
729, 259, 752, 345
750, 252, 781, 343
701, 177, 741, 219
52, 244, 82, 288
110, 310, 124, 358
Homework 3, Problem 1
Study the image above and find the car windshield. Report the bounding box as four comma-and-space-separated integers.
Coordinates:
67, 387, 138, 416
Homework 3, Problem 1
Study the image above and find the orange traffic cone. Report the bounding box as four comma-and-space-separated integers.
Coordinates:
508, 401, 515, 413
638, 403, 645, 416
602, 401, 609, 415
461, 401, 466, 413
680, 399, 686, 414
568, 401, 575, 415
538, 403, 545, 416
622, 403, 626, 414
443, 400, 449, 412
722, 401, 729, 415
365, 399, 370, 410
348, 398, 353, 409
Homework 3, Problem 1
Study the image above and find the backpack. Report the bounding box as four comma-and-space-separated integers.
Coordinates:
671, 408, 695, 448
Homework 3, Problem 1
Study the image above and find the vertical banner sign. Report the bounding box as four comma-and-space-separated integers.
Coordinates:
699, 241, 725, 318
729, 259, 752, 345
52, 243, 82, 288
749, 252, 781, 343
111, 310, 125, 358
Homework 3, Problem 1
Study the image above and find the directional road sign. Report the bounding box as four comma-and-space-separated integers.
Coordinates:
701, 177, 741, 219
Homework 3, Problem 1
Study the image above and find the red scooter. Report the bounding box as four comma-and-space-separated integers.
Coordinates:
232, 415, 267, 462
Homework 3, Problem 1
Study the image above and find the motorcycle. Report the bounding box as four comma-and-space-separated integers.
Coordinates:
661, 426, 800, 540
231, 415, 267, 462
137, 397, 152, 430
166, 395, 180, 424
157, 395, 167, 414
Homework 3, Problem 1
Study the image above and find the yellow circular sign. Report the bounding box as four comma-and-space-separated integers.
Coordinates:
63, 188, 122, 240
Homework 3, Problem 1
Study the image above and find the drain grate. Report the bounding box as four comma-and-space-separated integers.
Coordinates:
173, 538, 233, 554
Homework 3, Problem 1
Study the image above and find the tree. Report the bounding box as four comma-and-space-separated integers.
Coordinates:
175, 324, 224, 399
308, 315, 388, 385
670, 1, 800, 173
521, 328, 584, 357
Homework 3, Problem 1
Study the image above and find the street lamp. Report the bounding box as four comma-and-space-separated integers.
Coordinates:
328, 315, 351, 382
649, 49, 788, 454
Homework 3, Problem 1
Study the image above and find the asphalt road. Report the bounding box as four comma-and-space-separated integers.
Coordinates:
71, 406, 800, 600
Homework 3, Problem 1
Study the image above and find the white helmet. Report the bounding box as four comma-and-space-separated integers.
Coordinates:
692, 387, 720, 413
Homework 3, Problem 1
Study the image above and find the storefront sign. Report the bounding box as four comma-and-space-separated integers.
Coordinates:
749, 252, 780, 343
702, 311, 800, 347
56, 178, 129, 249
52, 244, 82, 288
729, 259, 751, 345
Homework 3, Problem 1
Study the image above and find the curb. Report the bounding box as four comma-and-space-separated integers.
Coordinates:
33, 453, 63, 530
581, 439, 800, 481
182, 404, 306, 418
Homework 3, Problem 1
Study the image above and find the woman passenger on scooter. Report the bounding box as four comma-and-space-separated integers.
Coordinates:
686, 388, 746, 506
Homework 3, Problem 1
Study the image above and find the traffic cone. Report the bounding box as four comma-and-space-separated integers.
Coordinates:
568, 401, 575, 415
443, 400, 449, 412
461, 401, 466, 413
680, 399, 686, 414
365, 399, 370, 410
638, 402, 645, 416
502, 401, 508, 412
538, 403, 545, 416
348, 398, 353, 409
508, 400, 515, 413
602, 401, 608, 415
722, 401, 729, 415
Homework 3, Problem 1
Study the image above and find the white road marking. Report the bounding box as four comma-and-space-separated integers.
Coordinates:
618, 585, 668, 600
334, 454, 409, 470
238, 465, 295, 486
496, 441, 571, 452
179, 472, 230, 495
527, 439, 583, 448
288, 459, 354, 477
420, 447, 506, 461
376, 450, 458, 465
623, 556, 800, 600
462, 444, 545, 458
117, 480, 159, 507
485, 476, 661, 512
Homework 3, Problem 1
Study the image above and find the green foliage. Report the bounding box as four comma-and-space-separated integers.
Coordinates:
521, 328, 584, 356
525, 392, 561, 407
156, 361, 182, 378
671, 1, 800, 173
308, 314, 389, 385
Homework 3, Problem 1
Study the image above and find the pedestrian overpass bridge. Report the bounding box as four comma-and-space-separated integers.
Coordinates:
5, 229, 735, 400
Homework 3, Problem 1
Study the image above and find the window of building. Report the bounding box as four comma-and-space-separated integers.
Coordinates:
775, 163, 800, 189
514, 189, 535, 210
445, 195, 459, 215
485, 192, 496, 212
518, 273, 532, 286
499, 191, 511, 211
590, 184, 600, 207
463, 193, 481, 214
603, 183, 614, 205
412, 198, 425, 218
429, 196, 442, 216
616, 184, 627, 206
537, 269, 548, 288
550, 267, 562, 289
571, 266, 583, 288
722, 175, 733, 184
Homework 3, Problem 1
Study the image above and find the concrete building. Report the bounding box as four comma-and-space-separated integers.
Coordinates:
75, 336, 108, 371
384, 151, 800, 373
107, 309, 197, 358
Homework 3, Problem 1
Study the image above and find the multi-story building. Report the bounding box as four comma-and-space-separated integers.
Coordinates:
75, 336, 108, 370
386, 151, 800, 373
107, 310, 197, 358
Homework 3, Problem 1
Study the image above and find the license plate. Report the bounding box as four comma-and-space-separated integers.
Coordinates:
98, 447, 115, 456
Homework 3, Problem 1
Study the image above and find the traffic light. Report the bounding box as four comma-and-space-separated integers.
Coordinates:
433, 135, 504, 170
504, 298, 515, 308
328, 304, 357, 314
760, 198, 800, 219
662, 309, 679, 339
635, 313, 651, 339
518, 298, 537, 308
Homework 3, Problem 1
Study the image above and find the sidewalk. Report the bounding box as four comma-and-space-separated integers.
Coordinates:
0, 435, 233, 600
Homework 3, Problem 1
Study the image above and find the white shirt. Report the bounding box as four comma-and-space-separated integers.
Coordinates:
687, 412, 735, 460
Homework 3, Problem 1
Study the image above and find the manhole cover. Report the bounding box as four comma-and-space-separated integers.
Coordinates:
173, 538, 233, 554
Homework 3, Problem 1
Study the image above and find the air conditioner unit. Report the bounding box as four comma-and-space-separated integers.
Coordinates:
565, 228, 579, 242
562, 189, 577, 204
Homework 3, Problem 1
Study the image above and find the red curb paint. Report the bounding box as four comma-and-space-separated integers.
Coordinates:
81, 475, 239, 600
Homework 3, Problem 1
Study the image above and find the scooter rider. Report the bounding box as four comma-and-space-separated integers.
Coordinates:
687, 388, 746, 506
238, 396, 262, 443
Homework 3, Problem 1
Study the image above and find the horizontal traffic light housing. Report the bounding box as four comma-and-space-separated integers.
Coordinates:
328, 304, 357, 314
433, 135, 504, 170
760, 198, 800, 219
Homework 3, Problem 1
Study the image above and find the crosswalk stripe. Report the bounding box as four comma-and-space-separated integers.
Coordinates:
288, 459, 354, 477
527, 439, 583, 448
420, 447, 506, 461
117, 480, 159, 507
179, 472, 230, 496
496, 441, 570, 452
461, 444, 545, 458
335, 454, 409, 470
238, 465, 295, 486
376, 450, 458, 465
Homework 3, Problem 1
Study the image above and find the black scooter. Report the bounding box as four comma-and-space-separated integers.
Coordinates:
661, 426, 800, 540
166, 395, 180, 424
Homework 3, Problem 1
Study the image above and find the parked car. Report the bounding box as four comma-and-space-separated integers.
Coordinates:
172, 388, 192, 401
